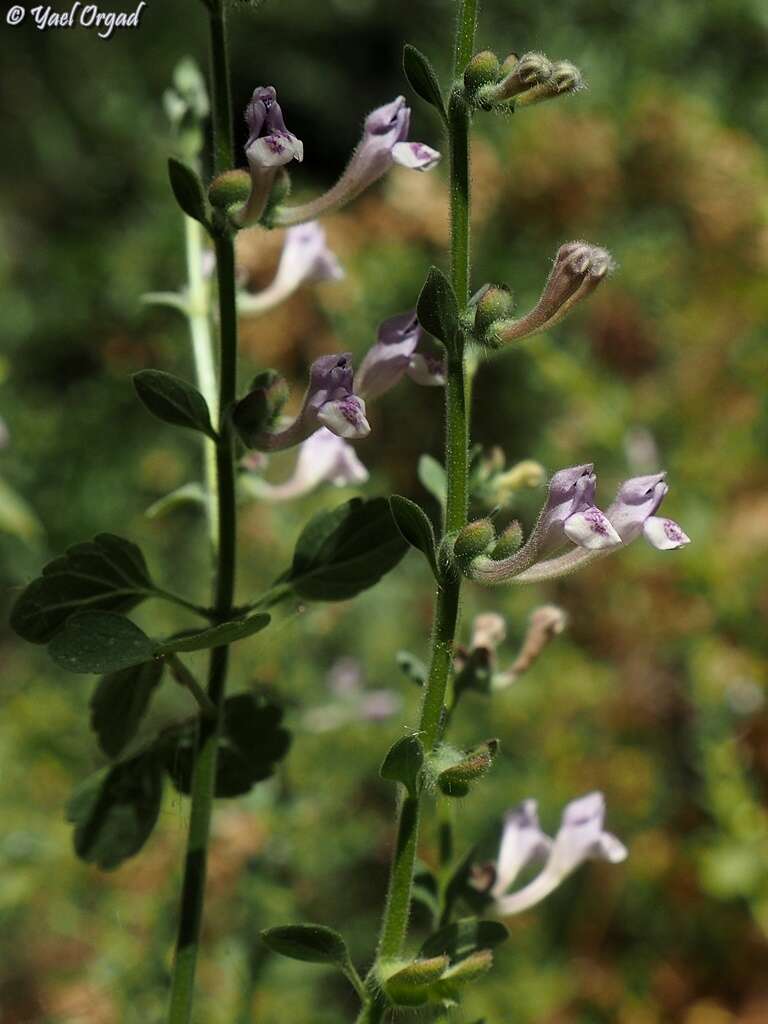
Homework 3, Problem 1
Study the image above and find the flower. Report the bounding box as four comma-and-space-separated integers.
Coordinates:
272, 97, 440, 227
243, 353, 370, 452
493, 792, 627, 916
302, 657, 402, 733
510, 471, 690, 584
238, 86, 304, 225
239, 222, 343, 316
465, 464, 621, 585
243, 427, 368, 501
482, 242, 614, 347
354, 310, 446, 401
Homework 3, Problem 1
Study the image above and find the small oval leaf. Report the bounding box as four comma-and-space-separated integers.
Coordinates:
389, 495, 438, 577
90, 659, 165, 758
403, 44, 447, 120
261, 924, 349, 966
380, 734, 424, 798
417, 266, 460, 353
168, 157, 209, 225
157, 613, 270, 655
133, 370, 217, 439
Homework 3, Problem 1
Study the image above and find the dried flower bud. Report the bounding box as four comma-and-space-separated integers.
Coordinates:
486, 241, 614, 347
464, 50, 501, 100
515, 60, 584, 107
509, 605, 567, 674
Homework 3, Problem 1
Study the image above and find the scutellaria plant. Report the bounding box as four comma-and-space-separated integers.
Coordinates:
9, 1, 690, 1021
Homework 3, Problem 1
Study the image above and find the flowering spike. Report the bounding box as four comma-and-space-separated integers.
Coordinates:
244, 428, 368, 502
494, 792, 627, 917
272, 96, 441, 227
483, 242, 614, 347
239, 222, 343, 316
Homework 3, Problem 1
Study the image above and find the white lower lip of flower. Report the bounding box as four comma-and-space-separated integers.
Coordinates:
248, 133, 304, 168
392, 141, 442, 171
642, 515, 691, 550
563, 507, 622, 549
317, 397, 371, 439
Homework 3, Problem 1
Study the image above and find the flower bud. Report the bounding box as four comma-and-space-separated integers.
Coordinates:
437, 739, 499, 797
464, 50, 501, 101
232, 370, 289, 447
489, 241, 614, 346
515, 60, 584, 107
478, 51, 553, 105
490, 521, 523, 559
454, 518, 496, 566
473, 284, 515, 338
381, 956, 450, 1007
208, 169, 251, 210
438, 949, 493, 987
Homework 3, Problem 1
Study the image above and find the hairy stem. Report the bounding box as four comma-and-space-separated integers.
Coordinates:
362, 6, 477, 1021
167, 2, 238, 1021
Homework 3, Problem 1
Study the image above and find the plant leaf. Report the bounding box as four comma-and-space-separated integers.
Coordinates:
402, 44, 447, 120
11, 533, 154, 644
418, 454, 447, 509
167, 156, 209, 225
90, 659, 165, 758
133, 370, 217, 439
164, 693, 291, 798
419, 917, 509, 962
396, 650, 427, 687
261, 924, 350, 966
67, 751, 164, 869
48, 612, 158, 674
145, 482, 207, 520
380, 734, 424, 798
157, 613, 270, 654
279, 498, 407, 602
389, 495, 439, 578
417, 266, 460, 353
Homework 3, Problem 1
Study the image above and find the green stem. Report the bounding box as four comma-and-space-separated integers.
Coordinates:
184, 215, 219, 550
366, 5, 477, 1020
167, 3, 238, 1022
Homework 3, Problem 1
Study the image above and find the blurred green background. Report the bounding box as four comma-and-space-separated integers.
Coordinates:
2, 0, 768, 1021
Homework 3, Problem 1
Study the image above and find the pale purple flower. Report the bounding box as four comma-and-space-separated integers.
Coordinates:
355, 310, 446, 402
490, 800, 553, 899
510, 471, 690, 583
239, 222, 344, 316
466, 464, 621, 585
302, 657, 402, 733
272, 97, 441, 227
245, 427, 368, 501
494, 792, 627, 917
247, 353, 370, 451
239, 86, 304, 226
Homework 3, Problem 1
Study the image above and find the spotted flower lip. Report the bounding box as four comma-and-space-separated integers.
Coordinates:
239, 85, 304, 226
238, 222, 343, 316
272, 96, 441, 227
493, 792, 627, 917
246, 353, 370, 452
244, 427, 368, 501
354, 310, 446, 402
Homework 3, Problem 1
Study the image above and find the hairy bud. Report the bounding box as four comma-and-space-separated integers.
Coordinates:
454, 519, 496, 566
490, 521, 523, 559
478, 51, 553, 106
464, 50, 501, 100
208, 169, 251, 210
515, 60, 584, 107
473, 284, 515, 338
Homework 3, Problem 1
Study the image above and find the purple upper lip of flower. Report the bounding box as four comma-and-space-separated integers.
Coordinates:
245, 85, 290, 145
616, 472, 668, 510
365, 95, 410, 139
